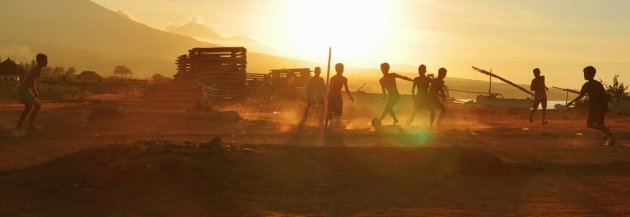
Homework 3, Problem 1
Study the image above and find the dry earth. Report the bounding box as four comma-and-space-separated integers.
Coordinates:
0, 101, 629, 216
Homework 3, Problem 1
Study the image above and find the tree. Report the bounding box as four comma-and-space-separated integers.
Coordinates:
605, 74, 628, 97
65, 67, 77, 77
18, 62, 31, 73
113, 65, 133, 78
40, 67, 53, 79
60, 67, 77, 81
151, 73, 171, 84
50, 66, 65, 79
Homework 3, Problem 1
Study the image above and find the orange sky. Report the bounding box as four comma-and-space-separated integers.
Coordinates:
92, 0, 630, 87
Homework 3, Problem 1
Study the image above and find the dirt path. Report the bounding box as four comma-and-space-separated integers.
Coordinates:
0, 102, 629, 216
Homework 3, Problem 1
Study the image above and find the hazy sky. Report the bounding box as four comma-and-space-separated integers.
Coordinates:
91, 0, 630, 87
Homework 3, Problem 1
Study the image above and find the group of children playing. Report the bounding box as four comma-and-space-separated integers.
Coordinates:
305, 62, 616, 146
15, 53, 616, 145
526, 66, 615, 145
305, 62, 449, 128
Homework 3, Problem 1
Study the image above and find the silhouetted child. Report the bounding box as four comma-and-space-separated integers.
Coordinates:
300, 67, 326, 127
568, 66, 616, 146
325, 63, 354, 128
378, 63, 412, 125
429, 68, 447, 127
408, 64, 431, 125
307, 67, 326, 107
16, 53, 47, 130
529, 68, 549, 125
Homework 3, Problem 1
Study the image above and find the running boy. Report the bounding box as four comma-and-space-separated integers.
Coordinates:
529, 68, 549, 125
568, 66, 616, 146
325, 63, 354, 128
378, 63, 413, 125
16, 53, 47, 129
408, 64, 431, 125
429, 67, 448, 127
300, 67, 326, 127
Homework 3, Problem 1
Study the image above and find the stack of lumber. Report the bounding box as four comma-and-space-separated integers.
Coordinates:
174, 47, 247, 100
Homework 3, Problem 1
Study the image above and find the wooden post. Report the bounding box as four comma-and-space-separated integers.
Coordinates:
325, 47, 332, 85
488, 76, 492, 95
488, 69, 492, 95
323, 47, 332, 127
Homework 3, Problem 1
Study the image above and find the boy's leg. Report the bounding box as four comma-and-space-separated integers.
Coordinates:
529, 100, 540, 123
408, 110, 416, 125
437, 103, 446, 126
541, 99, 548, 125
608, 128, 617, 145
389, 96, 400, 124
299, 103, 311, 128
380, 107, 389, 120
429, 109, 435, 127
389, 107, 399, 124
587, 122, 613, 141
587, 109, 615, 145
27, 103, 41, 128
380, 101, 392, 120
16, 104, 33, 128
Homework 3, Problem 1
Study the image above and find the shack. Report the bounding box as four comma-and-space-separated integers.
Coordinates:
0, 58, 23, 81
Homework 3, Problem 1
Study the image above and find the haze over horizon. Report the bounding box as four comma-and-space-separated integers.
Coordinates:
90, 0, 630, 87
0, 0, 628, 88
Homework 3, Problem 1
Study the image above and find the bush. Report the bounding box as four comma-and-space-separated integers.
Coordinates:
0, 80, 91, 101
0, 80, 20, 100
605, 74, 628, 97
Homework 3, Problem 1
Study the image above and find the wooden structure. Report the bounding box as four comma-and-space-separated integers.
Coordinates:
471, 66, 533, 108
174, 47, 247, 99
245, 73, 270, 88
269, 68, 311, 88
472, 66, 533, 96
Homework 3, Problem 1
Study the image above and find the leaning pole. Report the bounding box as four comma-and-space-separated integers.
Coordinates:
326, 47, 332, 85
323, 47, 332, 127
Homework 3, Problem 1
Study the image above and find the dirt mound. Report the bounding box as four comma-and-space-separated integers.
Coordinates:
2, 140, 508, 216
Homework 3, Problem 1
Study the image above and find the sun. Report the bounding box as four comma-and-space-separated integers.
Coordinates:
286, 0, 392, 63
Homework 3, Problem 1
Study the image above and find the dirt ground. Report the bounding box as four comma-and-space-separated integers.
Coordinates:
0, 100, 629, 216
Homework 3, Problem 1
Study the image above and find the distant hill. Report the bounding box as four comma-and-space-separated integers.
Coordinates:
165, 19, 272, 53
165, 20, 224, 40
0, 0, 314, 77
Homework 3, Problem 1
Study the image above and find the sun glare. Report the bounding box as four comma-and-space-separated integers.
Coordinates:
286, 0, 392, 64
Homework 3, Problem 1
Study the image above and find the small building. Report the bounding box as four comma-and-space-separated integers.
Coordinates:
75, 71, 103, 82
0, 58, 23, 81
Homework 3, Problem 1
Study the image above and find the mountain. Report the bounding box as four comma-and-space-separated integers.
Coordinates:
165, 20, 224, 41
0, 0, 311, 77
165, 20, 272, 53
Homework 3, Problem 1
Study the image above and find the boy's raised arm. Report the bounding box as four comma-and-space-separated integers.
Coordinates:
568, 93, 585, 106
393, 73, 413, 81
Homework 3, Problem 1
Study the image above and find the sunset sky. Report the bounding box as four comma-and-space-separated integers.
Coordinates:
91, 0, 630, 87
